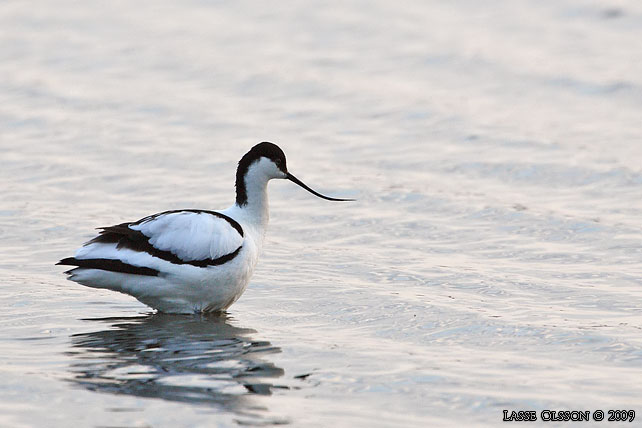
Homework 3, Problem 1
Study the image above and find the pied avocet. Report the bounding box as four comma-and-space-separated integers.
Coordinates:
57, 142, 352, 313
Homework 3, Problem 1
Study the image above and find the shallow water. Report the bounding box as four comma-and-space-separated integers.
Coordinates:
1, 0, 642, 426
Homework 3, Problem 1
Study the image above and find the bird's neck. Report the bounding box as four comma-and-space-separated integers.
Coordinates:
235, 163, 270, 229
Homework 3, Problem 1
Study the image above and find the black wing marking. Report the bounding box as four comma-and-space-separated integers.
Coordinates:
75, 210, 243, 268
57, 257, 160, 276
85, 223, 242, 268
58, 210, 244, 273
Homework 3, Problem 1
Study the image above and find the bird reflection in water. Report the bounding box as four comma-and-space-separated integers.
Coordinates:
66, 313, 286, 420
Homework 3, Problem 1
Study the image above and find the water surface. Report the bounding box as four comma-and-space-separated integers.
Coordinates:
1, 1, 641, 426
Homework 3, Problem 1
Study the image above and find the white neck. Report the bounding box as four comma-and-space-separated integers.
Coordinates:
235, 159, 272, 233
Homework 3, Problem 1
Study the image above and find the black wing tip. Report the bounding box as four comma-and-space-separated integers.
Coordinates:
56, 257, 160, 277
57, 258, 80, 275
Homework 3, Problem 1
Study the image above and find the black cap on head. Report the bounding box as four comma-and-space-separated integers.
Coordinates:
236, 142, 287, 206
245, 142, 287, 173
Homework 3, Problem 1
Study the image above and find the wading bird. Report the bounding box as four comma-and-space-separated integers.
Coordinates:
58, 142, 352, 313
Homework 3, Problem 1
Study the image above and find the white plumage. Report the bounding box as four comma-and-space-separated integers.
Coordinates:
133, 211, 244, 261
58, 142, 352, 314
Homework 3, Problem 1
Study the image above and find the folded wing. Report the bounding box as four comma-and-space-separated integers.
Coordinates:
58, 210, 244, 273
